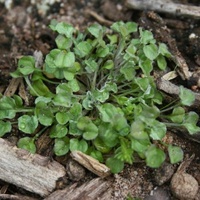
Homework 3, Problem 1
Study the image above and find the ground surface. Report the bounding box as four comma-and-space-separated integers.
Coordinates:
0, 0, 200, 199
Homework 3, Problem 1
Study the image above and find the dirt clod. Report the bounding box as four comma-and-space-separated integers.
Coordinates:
66, 159, 86, 181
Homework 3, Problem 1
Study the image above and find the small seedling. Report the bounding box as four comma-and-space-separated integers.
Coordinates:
0, 21, 199, 173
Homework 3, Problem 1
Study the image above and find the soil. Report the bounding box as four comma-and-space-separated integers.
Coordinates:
0, 0, 200, 199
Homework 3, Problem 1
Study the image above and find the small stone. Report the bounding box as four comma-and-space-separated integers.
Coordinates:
170, 155, 199, 200
170, 172, 199, 200
154, 162, 175, 185
144, 187, 170, 200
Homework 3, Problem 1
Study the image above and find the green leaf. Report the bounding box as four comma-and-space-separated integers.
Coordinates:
139, 59, 153, 76
179, 86, 195, 106
90, 150, 103, 162
69, 121, 82, 136
55, 35, 73, 50
53, 93, 72, 107
69, 138, 88, 153
74, 41, 93, 58
68, 79, 80, 92
107, 34, 118, 44
54, 51, 75, 68
110, 21, 137, 37
77, 116, 98, 140
168, 145, 183, 164
168, 107, 185, 123
112, 115, 129, 136
87, 23, 103, 38
183, 122, 200, 134
143, 44, 158, 60
145, 145, 166, 168
111, 21, 125, 33
131, 120, 149, 140
68, 102, 82, 121
35, 96, 52, 104
13, 95, 23, 107
30, 79, 53, 97
45, 49, 61, 70
120, 62, 136, 81
97, 103, 124, 123
85, 58, 98, 73
50, 124, 68, 138
114, 138, 133, 164
158, 43, 171, 58
18, 115, 38, 134
98, 123, 119, 147
82, 91, 94, 110
182, 112, 200, 134
83, 131, 98, 140
17, 56, 35, 76
17, 137, 36, 153
93, 137, 112, 153
103, 81, 118, 93
54, 137, 70, 156
35, 102, 54, 126
96, 46, 109, 57
49, 19, 58, 31
135, 77, 150, 92
0, 121, 11, 137
102, 60, 114, 69
54, 22, 74, 37
126, 43, 137, 57
140, 28, 155, 45
92, 89, 109, 103
149, 120, 166, 140
56, 112, 69, 125
106, 157, 124, 173
0, 96, 17, 119
157, 55, 167, 70
140, 103, 160, 119
131, 138, 150, 153
125, 22, 138, 33
63, 70, 75, 81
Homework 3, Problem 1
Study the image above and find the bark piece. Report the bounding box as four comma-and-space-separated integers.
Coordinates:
156, 77, 200, 107
70, 151, 111, 177
126, 0, 200, 19
0, 138, 66, 197
0, 194, 38, 200
45, 177, 112, 200
4, 78, 22, 96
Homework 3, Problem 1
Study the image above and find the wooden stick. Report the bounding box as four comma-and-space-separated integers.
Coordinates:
70, 151, 111, 177
0, 139, 66, 197
85, 9, 113, 26
45, 177, 112, 200
126, 0, 200, 19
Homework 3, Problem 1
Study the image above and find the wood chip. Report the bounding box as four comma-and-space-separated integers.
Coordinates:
4, 78, 21, 96
70, 151, 111, 177
127, 0, 200, 19
0, 138, 66, 197
85, 9, 113, 26
45, 177, 112, 200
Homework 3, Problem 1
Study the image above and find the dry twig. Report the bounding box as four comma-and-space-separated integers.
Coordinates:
126, 0, 200, 19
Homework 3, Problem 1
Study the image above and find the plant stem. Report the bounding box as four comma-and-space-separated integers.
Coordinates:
33, 126, 48, 140
24, 76, 40, 96
160, 103, 181, 113
164, 122, 183, 128
160, 99, 179, 113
